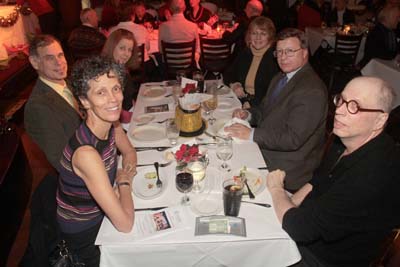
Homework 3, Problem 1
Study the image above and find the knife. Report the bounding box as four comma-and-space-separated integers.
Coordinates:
136, 146, 171, 152
241, 201, 271, 208
135, 206, 167, 211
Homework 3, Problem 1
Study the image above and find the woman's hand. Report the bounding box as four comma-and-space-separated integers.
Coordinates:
115, 168, 133, 186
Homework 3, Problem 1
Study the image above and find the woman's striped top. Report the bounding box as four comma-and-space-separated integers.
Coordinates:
56, 122, 117, 234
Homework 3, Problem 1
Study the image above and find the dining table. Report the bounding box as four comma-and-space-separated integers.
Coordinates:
96, 80, 301, 267
361, 58, 400, 108
305, 26, 366, 64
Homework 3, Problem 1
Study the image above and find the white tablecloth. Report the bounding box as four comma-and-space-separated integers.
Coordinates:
361, 58, 400, 108
96, 81, 301, 267
306, 27, 366, 64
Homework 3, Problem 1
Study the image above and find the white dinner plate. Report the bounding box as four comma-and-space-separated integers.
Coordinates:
231, 168, 267, 197
141, 86, 166, 100
133, 114, 155, 124
130, 125, 165, 142
218, 98, 239, 111
133, 166, 167, 200
191, 193, 222, 216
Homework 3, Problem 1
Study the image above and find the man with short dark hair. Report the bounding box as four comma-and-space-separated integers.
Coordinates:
25, 35, 81, 170
267, 76, 400, 267
226, 28, 328, 192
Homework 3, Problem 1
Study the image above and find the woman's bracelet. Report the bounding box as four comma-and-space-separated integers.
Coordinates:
117, 181, 131, 188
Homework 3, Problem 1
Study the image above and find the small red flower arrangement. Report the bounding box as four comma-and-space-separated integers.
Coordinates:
175, 144, 201, 163
181, 83, 197, 94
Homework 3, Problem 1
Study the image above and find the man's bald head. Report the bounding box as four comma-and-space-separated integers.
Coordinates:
346, 76, 395, 113
170, 0, 186, 14
245, 0, 263, 18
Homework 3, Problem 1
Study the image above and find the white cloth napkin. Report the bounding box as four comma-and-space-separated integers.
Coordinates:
218, 118, 251, 143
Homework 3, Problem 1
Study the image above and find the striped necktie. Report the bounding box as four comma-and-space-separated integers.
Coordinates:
62, 87, 78, 110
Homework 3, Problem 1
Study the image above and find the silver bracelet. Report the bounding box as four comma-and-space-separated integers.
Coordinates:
117, 181, 131, 188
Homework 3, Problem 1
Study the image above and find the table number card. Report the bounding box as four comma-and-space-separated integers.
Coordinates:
145, 104, 169, 113
195, 215, 246, 237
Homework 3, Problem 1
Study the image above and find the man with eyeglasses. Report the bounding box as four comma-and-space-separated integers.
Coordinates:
226, 28, 328, 192
267, 76, 400, 266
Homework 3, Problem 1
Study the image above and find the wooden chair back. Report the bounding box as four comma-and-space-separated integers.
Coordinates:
161, 40, 196, 79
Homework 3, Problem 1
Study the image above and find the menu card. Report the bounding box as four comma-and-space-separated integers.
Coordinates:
195, 215, 246, 237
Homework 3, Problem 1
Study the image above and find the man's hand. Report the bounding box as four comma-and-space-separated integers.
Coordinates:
224, 123, 251, 140
231, 82, 246, 98
232, 108, 249, 120
267, 170, 286, 191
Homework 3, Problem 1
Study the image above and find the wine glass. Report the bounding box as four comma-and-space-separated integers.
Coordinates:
175, 171, 194, 205
202, 85, 218, 125
216, 137, 233, 171
187, 156, 208, 193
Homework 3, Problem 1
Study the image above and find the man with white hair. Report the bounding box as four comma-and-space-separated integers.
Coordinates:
222, 0, 263, 55
68, 8, 106, 60
267, 76, 400, 266
360, 6, 400, 67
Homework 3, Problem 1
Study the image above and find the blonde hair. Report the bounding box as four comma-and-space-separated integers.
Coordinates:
245, 16, 276, 47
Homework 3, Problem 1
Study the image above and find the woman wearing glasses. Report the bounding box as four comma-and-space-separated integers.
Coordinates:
223, 16, 279, 109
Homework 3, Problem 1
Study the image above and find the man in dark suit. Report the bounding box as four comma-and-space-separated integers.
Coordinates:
24, 35, 81, 170
225, 28, 328, 192
327, 0, 355, 27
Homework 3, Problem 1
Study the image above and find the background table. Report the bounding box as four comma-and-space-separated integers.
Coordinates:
97, 81, 301, 266
361, 58, 400, 108
0, 5, 39, 60
306, 27, 366, 64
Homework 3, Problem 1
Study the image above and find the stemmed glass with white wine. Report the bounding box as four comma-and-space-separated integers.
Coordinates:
187, 156, 208, 193
202, 84, 218, 125
216, 137, 233, 171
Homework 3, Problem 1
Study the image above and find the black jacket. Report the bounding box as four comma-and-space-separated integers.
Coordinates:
327, 8, 355, 26
223, 46, 279, 107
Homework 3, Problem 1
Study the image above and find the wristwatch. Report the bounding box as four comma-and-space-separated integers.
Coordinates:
117, 181, 131, 188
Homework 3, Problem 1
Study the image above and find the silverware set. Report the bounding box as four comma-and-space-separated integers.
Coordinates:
136, 118, 169, 126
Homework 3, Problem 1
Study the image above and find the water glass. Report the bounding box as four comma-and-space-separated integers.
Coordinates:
202, 84, 218, 125
216, 137, 233, 171
223, 179, 244, 216
165, 118, 180, 145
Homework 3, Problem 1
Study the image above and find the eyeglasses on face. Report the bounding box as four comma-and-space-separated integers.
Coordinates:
273, 48, 302, 57
333, 94, 385, 114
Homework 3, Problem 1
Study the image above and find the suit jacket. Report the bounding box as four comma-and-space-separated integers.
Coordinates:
250, 63, 328, 191
327, 8, 355, 27
223, 46, 279, 107
24, 79, 81, 170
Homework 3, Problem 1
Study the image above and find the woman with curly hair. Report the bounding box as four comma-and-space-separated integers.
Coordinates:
56, 56, 136, 266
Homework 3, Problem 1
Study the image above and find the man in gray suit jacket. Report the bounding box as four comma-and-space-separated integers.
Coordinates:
226, 28, 328, 192
24, 35, 81, 170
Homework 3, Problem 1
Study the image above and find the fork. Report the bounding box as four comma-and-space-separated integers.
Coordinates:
136, 118, 169, 127
136, 161, 172, 167
154, 162, 162, 188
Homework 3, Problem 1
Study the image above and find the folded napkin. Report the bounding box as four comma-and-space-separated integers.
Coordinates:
218, 118, 251, 143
